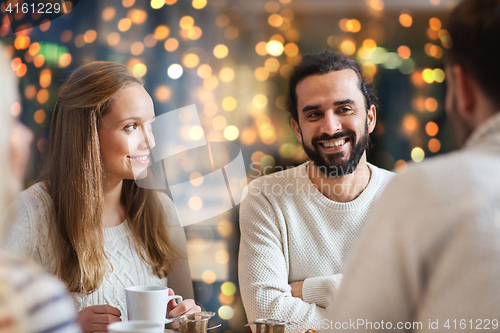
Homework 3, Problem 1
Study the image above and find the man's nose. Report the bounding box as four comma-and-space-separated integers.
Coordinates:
320, 110, 342, 134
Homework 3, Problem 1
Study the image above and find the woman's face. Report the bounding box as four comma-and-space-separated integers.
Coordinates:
98, 84, 156, 184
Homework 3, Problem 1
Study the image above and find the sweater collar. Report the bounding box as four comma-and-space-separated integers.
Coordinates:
298, 161, 383, 211
103, 220, 130, 239
464, 111, 500, 150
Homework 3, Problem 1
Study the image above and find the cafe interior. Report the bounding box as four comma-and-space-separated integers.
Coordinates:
0, 0, 458, 331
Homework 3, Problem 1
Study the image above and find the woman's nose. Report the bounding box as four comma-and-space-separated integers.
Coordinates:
141, 125, 156, 150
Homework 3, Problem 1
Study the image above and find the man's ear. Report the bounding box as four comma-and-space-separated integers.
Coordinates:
290, 117, 303, 143
367, 105, 376, 134
451, 64, 477, 119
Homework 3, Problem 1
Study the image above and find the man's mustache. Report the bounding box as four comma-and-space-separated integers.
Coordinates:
311, 131, 356, 146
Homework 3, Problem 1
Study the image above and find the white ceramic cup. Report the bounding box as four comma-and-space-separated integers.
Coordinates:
108, 321, 163, 333
125, 286, 183, 325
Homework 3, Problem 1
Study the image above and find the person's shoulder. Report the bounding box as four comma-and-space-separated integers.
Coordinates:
6, 182, 53, 224
395, 149, 490, 190
380, 149, 497, 216
17, 182, 52, 208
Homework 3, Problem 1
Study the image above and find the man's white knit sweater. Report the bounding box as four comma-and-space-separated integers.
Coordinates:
326, 113, 500, 332
1, 183, 191, 320
238, 161, 394, 332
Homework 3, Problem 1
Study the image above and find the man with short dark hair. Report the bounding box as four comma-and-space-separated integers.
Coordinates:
324, 1, 500, 331
238, 51, 394, 332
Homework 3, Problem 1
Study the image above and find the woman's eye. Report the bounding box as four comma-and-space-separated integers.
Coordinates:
124, 124, 137, 132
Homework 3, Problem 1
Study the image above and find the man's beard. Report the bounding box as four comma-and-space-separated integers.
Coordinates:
301, 121, 370, 178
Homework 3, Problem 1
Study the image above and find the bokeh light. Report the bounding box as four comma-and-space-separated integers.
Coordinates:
180, 16, 195, 29
183, 53, 200, 68
155, 25, 170, 40
428, 138, 441, 153
426, 122, 439, 136
411, 147, 425, 162
150, 0, 164, 9
168, 64, 183, 79
224, 126, 239, 140
266, 41, 284, 56
425, 98, 438, 112
219, 68, 235, 82
221, 282, 236, 296
218, 306, 234, 320
192, 0, 207, 9
164, 38, 179, 52
214, 44, 229, 59
197, 64, 212, 79
399, 12, 413, 27
222, 97, 237, 111
397, 45, 411, 59
34, 110, 46, 124
217, 220, 233, 237
188, 196, 203, 211
253, 94, 268, 109
340, 39, 356, 56
154, 86, 172, 102
429, 17, 442, 31
201, 270, 216, 284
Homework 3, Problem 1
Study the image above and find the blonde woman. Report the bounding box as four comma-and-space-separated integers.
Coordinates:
0, 42, 79, 333
3, 61, 200, 333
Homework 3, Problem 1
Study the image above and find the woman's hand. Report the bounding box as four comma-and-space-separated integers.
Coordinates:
77, 305, 121, 333
167, 288, 201, 329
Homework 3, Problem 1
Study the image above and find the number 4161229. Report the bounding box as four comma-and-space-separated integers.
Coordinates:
5, 2, 62, 14
443, 319, 498, 330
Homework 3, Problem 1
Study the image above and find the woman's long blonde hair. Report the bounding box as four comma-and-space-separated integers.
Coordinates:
41, 61, 180, 293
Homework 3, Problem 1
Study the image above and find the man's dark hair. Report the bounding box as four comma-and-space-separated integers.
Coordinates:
446, 0, 500, 109
286, 51, 379, 122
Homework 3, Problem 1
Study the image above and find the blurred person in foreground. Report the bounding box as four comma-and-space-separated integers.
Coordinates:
0, 42, 79, 333
239, 51, 394, 332
2, 61, 201, 333
324, 0, 500, 331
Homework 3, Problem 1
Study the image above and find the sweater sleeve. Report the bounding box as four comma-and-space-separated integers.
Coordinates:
1, 192, 35, 261
238, 185, 327, 333
302, 274, 343, 308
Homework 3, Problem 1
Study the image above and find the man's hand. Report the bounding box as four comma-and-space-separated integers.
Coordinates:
77, 305, 121, 333
167, 288, 201, 329
289, 281, 304, 300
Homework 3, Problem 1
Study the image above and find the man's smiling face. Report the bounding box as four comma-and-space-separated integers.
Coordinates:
291, 69, 376, 178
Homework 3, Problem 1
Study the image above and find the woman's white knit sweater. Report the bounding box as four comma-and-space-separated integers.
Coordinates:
1, 183, 188, 320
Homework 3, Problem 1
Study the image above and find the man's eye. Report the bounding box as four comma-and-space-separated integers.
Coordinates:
308, 112, 320, 118
339, 107, 352, 113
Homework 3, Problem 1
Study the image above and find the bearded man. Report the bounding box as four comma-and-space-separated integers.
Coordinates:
324, 1, 500, 331
238, 51, 395, 332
